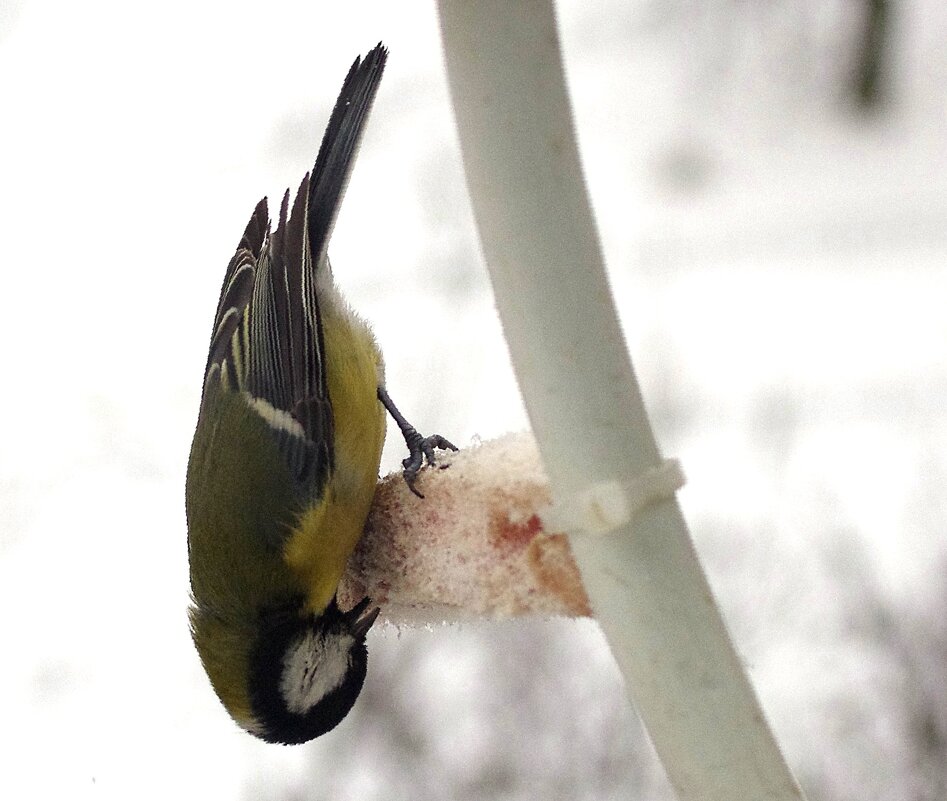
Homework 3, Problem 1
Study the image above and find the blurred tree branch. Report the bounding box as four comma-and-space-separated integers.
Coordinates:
852, 0, 891, 111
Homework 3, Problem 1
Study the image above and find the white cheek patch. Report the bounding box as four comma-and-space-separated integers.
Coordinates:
280, 630, 355, 716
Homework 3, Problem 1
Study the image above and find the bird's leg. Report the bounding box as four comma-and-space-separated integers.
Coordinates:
377, 386, 457, 498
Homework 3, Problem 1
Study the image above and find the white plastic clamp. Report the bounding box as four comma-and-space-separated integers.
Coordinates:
549, 458, 686, 536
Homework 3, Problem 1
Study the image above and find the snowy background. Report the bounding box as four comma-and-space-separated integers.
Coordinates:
1, 1, 946, 799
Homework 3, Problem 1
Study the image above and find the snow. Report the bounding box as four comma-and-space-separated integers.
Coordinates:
1, 1, 945, 799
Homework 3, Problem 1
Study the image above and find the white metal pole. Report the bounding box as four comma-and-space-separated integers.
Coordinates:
435, 3, 809, 799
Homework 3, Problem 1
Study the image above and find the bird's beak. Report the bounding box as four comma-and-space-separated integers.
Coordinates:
345, 597, 380, 639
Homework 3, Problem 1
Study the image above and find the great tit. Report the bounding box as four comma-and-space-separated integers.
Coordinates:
186, 43, 455, 745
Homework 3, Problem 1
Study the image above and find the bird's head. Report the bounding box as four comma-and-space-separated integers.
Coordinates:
191, 596, 379, 744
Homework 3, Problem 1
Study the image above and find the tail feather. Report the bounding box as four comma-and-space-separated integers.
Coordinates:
307, 43, 387, 266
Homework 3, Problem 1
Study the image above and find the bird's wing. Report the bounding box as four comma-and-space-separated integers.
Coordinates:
200, 191, 331, 488
199, 44, 387, 489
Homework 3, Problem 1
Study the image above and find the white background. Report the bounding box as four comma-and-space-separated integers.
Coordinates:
2, 1, 946, 799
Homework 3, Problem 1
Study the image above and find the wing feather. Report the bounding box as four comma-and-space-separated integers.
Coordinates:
198, 44, 388, 492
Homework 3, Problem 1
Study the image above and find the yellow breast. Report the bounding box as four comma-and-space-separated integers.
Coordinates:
282, 305, 387, 615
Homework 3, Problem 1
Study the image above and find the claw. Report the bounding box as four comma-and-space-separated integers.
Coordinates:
401, 433, 458, 498
377, 387, 458, 498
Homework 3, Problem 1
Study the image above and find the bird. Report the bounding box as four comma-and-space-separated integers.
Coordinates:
185, 42, 455, 745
